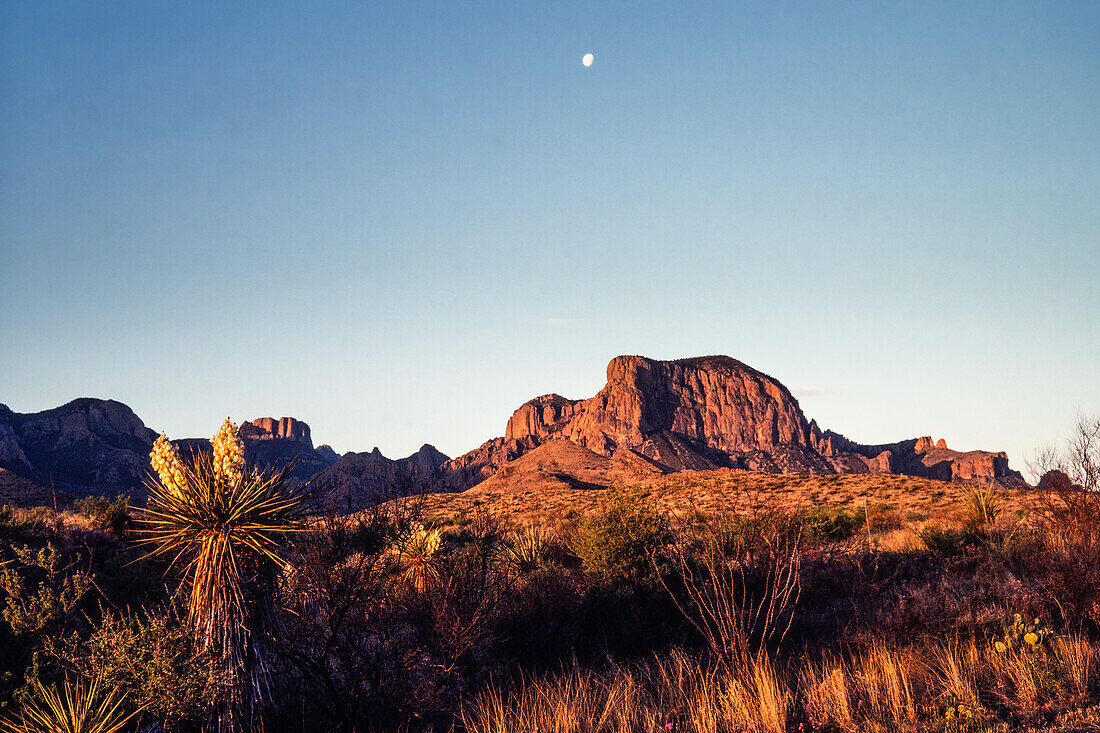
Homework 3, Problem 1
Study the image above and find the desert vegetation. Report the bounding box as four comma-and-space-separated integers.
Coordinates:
0, 420, 1099, 731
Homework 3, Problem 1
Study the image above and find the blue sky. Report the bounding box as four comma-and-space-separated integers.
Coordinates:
2, 1, 1098, 477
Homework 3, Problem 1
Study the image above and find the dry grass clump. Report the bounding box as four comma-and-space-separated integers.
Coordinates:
801, 645, 920, 731
463, 651, 788, 733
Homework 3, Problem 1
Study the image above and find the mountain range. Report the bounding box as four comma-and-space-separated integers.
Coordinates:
0, 355, 1025, 507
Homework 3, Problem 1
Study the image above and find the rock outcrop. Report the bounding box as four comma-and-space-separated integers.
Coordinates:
174, 416, 338, 485
814, 430, 1023, 486
0, 353, 1025, 508
0, 402, 340, 502
239, 417, 313, 446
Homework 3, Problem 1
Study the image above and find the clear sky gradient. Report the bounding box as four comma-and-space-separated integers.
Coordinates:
2, 2, 1098, 479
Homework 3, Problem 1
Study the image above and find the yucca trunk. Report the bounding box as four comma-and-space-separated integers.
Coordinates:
191, 530, 277, 731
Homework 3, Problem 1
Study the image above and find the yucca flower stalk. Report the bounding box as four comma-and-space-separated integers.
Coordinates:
0, 675, 140, 733
140, 419, 316, 732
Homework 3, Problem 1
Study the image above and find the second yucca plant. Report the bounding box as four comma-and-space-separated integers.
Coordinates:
0, 675, 139, 733
141, 419, 315, 731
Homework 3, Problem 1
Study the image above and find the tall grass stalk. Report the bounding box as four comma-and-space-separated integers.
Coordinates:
463, 652, 787, 733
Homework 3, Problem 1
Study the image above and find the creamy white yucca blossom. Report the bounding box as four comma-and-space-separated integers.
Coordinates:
418, 526, 442, 556
211, 417, 245, 484
150, 432, 185, 497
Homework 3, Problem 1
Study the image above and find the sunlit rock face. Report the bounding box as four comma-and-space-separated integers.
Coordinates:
438, 355, 1025, 491
240, 417, 313, 447
0, 354, 1026, 508
316, 443, 451, 512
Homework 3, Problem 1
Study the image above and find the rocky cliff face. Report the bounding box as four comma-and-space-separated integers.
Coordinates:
444, 356, 832, 488
239, 417, 313, 446
175, 416, 337, 485
441, 355, 1023, 491
815, 429, 1024, 486
0, 399, 157, 497
562, 356, 813, 456
1, 353, 1024, 508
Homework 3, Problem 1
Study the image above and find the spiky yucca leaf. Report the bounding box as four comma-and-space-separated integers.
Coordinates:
395, 525, 442, 593
0, 675, 139, 733
501, 528, 552, 578
963, 484, 1003, 531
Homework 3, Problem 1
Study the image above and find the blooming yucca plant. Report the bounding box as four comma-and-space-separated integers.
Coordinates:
395, 524, 443, 593
0, 675, 139, 733
140, 418, 317, 731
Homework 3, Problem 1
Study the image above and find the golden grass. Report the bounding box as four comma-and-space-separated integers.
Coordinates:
463, 650, 788, 733
465, 634, 1100, 733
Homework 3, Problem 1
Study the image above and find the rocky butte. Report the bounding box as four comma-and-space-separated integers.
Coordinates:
434, 355, 1024, 493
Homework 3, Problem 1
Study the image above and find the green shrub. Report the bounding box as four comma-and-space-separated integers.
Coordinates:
917, 525, 968, 556
48, 607, 218, 728
74, 495, 130, 535
800, 505, 865, 541
0, 544, 91, 636
574, 489, 667, 579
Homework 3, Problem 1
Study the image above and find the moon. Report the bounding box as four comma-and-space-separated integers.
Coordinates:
581, 53, 594, 67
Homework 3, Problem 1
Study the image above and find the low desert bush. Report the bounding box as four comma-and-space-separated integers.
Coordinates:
0, 544, 91, 637
574, 489, 668, 580
1016, 510, 1100, 628
801, 505, 866, 542
664, 508, 802, 668
47, 606, 218, 728
916, 524, 969, 556
73, 495, 130, 536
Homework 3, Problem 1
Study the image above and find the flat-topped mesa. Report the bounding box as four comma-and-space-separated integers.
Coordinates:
240, 417, 313, 448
